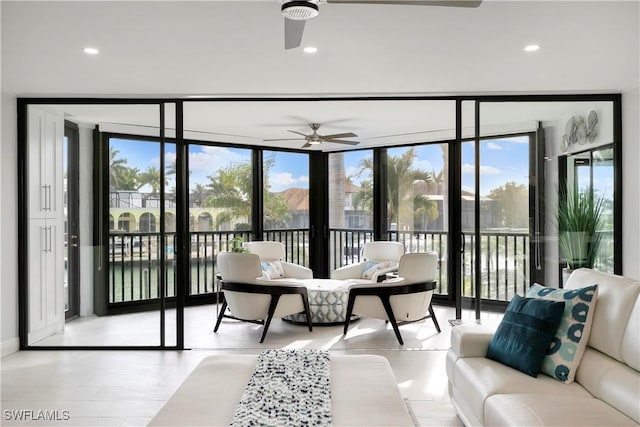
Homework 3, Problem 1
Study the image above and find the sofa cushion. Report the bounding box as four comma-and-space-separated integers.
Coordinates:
450, 357, 591, 425
621, 293, 640, 371
526, 283, 598, 383
486, 295, 565, 377
565, 269, 640, 361
576, 347, 640, 424
484, 394, 638, 426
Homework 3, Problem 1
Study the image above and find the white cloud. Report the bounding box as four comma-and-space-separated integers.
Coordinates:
462, 163, 503, 175
486, 142, 503, 150
190, 146, 248, 172
188, 146, 250, 186
270, 172, 309, 192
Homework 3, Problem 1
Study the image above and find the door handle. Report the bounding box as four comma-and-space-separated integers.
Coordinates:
460, 232, 466, 254
42, 226, 48, 253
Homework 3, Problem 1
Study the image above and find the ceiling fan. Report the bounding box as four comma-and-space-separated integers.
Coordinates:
264, 123, 360, 148
282, 0, 483, 49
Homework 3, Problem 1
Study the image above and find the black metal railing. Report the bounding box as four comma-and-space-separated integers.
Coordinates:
329, 228, 375, 269
330, 228, 529, 302
107, 229, 308, 304
108, 228, 529, 305
263, 229, 310, 267
460, 231, 529, 302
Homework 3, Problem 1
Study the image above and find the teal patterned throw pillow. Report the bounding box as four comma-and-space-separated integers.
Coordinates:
526, 283, 599, 384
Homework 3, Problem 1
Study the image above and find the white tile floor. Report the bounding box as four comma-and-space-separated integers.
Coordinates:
2, 304, 503, 426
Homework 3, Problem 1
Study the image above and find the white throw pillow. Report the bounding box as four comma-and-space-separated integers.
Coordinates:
361, 261, 392, 280
526, 283, 599, 383
261, 261, 285, 279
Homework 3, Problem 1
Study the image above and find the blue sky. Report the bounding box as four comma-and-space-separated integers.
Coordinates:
463, 136, 530, 195
110, 135, 531, 196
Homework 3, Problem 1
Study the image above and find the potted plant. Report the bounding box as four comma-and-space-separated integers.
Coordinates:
557, 185, 605, 271
230, 236, 249, 253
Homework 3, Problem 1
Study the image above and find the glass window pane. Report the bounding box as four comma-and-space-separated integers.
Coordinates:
387, 145, 446, 235
592, 147, 614, 271
328, 150, 374, 269
187, 144, 253, 296
189, 146, 253, 231
108, 137, 169, 308
263, 151, 309, 230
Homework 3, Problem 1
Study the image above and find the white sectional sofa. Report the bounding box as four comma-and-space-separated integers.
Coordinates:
446, 268, 640, 426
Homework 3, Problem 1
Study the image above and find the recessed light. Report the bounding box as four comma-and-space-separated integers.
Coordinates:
303, 46, 318, 54
83, 47, 99, 55
524, 44, 540, 52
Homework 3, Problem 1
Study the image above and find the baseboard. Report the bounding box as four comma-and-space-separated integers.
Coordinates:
1, 337, 20, 358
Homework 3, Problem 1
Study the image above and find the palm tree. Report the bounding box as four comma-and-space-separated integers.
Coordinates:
114, 167, 140, 191
205, 162, 252, 229
109, 147, 135, 190
356, 148, 438, 231
138, 166, 162, 193
264, 192, 290, 229
190, 183, 209, 207
204, 156, 289, 230
351, 180, 373, 212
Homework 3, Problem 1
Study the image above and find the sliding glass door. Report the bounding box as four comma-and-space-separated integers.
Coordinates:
23, 102, 182, 348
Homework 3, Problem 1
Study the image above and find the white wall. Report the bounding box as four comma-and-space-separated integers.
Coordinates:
1, 91, 19, 355
622, 87, 640, 280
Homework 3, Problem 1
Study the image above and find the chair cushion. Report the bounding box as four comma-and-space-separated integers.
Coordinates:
526, 283, 598, 383
261, 261, 285, 279
486, 295, 565, 377
362, 241, 404, 263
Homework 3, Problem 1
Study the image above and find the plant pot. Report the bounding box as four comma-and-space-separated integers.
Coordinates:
560, 231, 591, 270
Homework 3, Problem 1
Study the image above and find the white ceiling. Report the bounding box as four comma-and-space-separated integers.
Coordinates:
3, 1, 639, 150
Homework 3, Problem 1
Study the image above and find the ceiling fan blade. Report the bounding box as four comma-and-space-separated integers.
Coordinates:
284, 18, 306, 49
321, 132, 358, 139
326, 139, 360, 145
287, 130, 310, 137
264, 138, 306, 142
327, 0, 481, 7
302, 142, 313, 148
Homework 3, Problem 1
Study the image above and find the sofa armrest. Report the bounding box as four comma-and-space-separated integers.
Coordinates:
281, 262, 314, 279
450, 324, 496, 358
331, 263, 365, 280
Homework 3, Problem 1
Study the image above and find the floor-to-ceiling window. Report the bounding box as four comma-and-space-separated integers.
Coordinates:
18, 96, 622, 349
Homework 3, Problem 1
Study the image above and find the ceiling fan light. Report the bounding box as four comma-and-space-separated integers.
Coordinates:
282, 1, 319, 20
